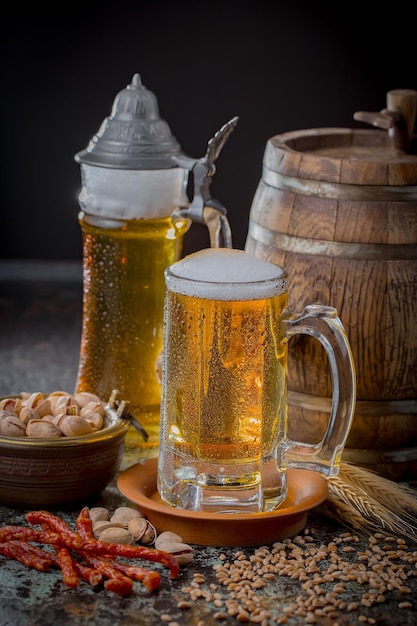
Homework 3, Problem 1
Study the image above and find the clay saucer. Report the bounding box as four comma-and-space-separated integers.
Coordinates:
117, 458, 328, 547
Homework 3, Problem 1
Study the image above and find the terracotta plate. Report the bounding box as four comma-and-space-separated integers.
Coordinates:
117, 458, 328, 547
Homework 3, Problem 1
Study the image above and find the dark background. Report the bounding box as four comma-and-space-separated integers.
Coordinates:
1, 1, 416, 260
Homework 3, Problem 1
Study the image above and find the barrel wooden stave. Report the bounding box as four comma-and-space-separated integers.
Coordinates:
245, 127, 417, 478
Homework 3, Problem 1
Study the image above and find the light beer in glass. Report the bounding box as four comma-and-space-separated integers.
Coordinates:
158, 248, 356, 513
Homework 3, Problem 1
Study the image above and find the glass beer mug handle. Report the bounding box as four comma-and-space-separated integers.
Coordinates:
283, 304, 356, 476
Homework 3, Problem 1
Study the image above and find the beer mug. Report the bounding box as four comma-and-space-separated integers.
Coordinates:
157, 248, 356, 514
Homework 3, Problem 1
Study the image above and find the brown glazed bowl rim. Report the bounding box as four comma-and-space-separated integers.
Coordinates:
0, 395, 129, 449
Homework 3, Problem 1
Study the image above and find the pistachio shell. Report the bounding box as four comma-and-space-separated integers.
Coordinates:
75, 392, 102, 409
140, 521, 157, 545
31, 398, 51, 418
98, 527, 133, 544
19, 407, 40, 424
26, 419, 62, 438
0, 415, 27, 436
0, 399, 12, 412
92, 520, 126, 539
53, 394, 74, 416
154, 530, 194, 564
89, 507, 110, 523
0, 397, 22, 414
81, 401, 104, 418
59, 415, 94, 437
110, 506, 144, 526
47, 412, 66, 427
154, 541, 194, 565
155, 531, 183, 546
82, 410, 103, 431
23, 392, 44, 410
46, 391, 68, 413
127, 517, 149, 541
0, 409, 16, 423
130, 518, 157, 544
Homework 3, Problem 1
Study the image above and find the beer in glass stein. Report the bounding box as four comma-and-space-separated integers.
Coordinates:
158, 249, 356, 513
75, 74, 237, 448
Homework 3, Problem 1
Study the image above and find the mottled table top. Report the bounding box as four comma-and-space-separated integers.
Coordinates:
0, 260, 416, 626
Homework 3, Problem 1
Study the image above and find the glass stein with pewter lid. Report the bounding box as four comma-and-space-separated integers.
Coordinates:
75, 72, 238, 449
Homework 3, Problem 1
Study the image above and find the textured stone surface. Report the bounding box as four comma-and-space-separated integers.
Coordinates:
0, 261, 416, 625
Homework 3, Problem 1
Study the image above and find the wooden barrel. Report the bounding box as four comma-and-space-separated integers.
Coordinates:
245, 124, 417, 480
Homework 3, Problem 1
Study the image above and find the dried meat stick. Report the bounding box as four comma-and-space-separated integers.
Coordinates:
75, 506, 94, 540
49, 552, 103, 587
0, 541, 52, 572
81, 553, 133, 596
106, 559, 161, 592
33, 518, 80, 589
104, 577, 134, 596
54, 547, 80, 588
0, 526, 65, 547
26, 511, 82, 547
76, 508, 175, 584
79, 539, 180, 579
75, 508, 179, 579
9, 540, 54, 563
72, 561, 103, 587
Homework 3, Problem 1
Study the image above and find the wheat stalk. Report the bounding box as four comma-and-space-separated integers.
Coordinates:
337, 463, 417, 517
319, 462, 417, 542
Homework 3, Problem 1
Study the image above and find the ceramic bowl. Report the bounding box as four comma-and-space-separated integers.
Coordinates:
118, 458, 328, 547
0, 397, 129, 508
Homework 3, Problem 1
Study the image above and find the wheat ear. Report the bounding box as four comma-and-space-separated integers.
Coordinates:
321, 462, 417, 542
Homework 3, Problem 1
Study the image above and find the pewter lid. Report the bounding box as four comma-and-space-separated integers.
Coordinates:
75, 73, 182, 169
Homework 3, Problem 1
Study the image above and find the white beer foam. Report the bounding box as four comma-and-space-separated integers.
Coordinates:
166, 249, 288, 300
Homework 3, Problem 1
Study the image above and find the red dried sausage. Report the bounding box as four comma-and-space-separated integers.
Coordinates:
79, 539, 180, 579
0, 541, 52, 572
54, 547, 80, 588
82, 553, 133, 596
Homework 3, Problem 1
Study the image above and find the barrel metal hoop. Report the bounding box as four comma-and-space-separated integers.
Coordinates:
247, 221, 417, 260
289, 390, 417, 416
263, 166, 417, 201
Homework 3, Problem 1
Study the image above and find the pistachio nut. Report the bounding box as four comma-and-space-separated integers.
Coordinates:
47, 391, 69, 413
74, 392, 102, 409
81, 400, 104, 417
22, 392, 43, 410
127, 517, 158, 544
92, 520, 127, 540
138, 520, 157, 545
53, 394, 74, 416
155, 531, 183, 545
0, 414, 27, 437
0, 397, 22, 414
26, 419, 63, 438
59, 415, 95, 437
154, 531, 194, 565
155, 540, 194, 566
89, 507, 110, 523
19, 406, 39, 425
98, 526, 134, 545
0, 409, 15, 423
32, 398, 52, 418
110, 506, 144, 526
82, 410, 103, 431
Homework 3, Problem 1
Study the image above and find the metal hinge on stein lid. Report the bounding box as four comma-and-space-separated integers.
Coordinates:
172, 116, 239, 249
